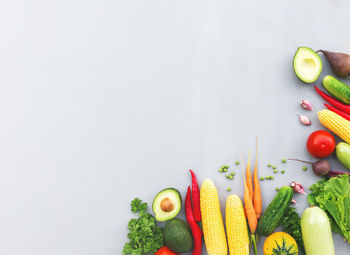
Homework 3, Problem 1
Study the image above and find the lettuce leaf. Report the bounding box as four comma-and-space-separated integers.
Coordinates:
308, 175, 350, 244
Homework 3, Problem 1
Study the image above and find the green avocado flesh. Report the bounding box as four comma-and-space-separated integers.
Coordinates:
152, 188, 182, 221
293, 47, 323, 83
163, 218, 193, 253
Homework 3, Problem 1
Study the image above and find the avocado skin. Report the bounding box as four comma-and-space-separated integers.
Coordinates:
323, 75, 350, 104
163, 218, 193, 253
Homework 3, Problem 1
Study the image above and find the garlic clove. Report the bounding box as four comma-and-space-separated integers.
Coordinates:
290, 181, 307, 194
301, 99, 313, 111
298, 114, 311, 126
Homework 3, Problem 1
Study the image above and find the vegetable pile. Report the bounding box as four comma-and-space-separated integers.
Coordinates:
122, 46, 350, 255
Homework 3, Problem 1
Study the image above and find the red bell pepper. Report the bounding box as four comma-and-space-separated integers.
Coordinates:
189, 169, 201, 222
185, 186, 202, 255
315, 85, 350, 114
324, 103, 350, 121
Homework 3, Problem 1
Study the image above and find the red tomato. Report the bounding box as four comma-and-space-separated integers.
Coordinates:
306, 130, 335, 158
154, 246, 179, 255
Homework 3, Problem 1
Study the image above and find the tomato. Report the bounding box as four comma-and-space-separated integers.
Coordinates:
154, 246, 179, 255
306, 130, 335, 158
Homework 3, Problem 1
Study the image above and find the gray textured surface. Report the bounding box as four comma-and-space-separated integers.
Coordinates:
0, 0, 349, 254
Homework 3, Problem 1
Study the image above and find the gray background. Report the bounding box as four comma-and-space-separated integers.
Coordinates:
0, 0, 349, 254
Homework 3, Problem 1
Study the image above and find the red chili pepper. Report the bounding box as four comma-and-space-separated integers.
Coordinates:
324, 103, 350, 121
189, 169, 201, 222
315, 86, 350, 114
185, 186, 202, 255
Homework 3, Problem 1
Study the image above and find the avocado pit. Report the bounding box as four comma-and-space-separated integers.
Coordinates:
160, 197, 175, 212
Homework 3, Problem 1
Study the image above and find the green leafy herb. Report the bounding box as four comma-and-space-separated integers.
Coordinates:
308, 175, 350, 244
122, 198, 163, 255
279, 206, 305, 254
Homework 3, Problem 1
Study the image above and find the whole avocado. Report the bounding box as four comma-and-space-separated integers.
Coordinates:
163, 218, 193, 253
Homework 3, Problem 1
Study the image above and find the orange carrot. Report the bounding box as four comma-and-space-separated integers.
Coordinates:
246, 151, 253, 202
242, 160, 257, 234
242, 156, 258, 255
253, 138, 262, 219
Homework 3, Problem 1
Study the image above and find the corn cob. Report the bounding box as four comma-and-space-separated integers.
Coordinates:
226, 194, 249, 255
318, 109, 350, 143
200, 179, 227, 255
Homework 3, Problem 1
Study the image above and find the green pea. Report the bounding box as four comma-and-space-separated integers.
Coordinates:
267, 164, 272, 167
230, 172, 235, 176
281, 159, 287, 163
302, 166, 307, 171
226, 187, 231, 192
270, 176, 274, 180
281, 170, 285, 174
260, 177, 265, 181
223, 168, 228, 172
229, 176, 233, 180
276, 187, 280, 191
235, 161, 240, 165
273, 170, 278, 173
272, 166, 277, 169
219, 169, 223, 172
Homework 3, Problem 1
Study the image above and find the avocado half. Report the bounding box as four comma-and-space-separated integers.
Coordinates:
152, 188, 182, 222
293, 47, 323, 83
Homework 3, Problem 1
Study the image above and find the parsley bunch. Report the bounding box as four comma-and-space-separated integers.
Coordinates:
122, 198, 163, 255
279, 206, 305, 254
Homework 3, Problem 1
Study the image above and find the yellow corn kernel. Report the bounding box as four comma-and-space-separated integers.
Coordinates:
200, 179, 227, 255
318, 109, 350, 144
226, 194, 249, 255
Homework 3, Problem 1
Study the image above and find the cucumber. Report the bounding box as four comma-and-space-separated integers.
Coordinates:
323, 75, 350, 104
257, 186, 293, 236
301, 206, 335, 255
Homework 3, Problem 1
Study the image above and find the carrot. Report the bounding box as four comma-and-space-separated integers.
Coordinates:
246, 151, 253, 202
242, 156, 258, 255
253, 138, 262, 219
243, 171, 257, 233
